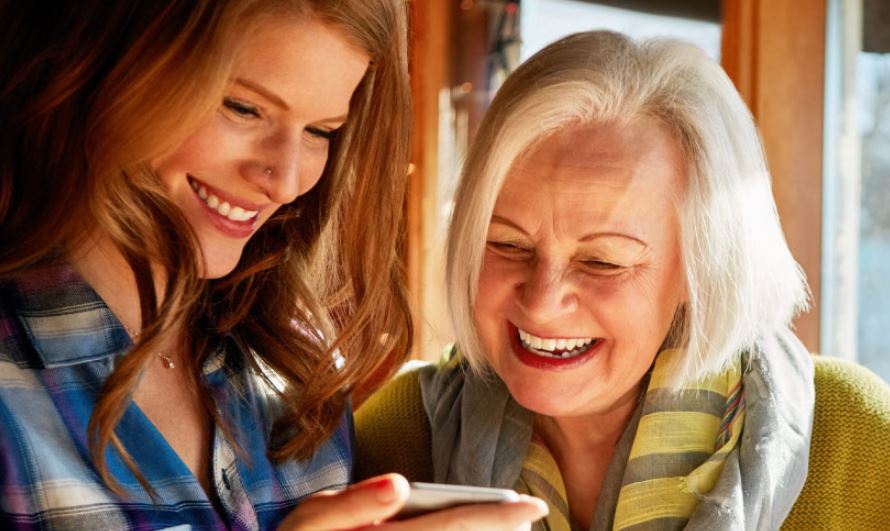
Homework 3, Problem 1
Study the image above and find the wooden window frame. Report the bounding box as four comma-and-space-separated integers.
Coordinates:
721, 0, 827, 352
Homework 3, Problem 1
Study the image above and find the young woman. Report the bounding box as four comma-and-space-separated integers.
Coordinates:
0, 1, 547, 529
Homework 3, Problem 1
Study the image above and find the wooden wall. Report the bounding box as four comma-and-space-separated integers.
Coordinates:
722, 0, 827, 352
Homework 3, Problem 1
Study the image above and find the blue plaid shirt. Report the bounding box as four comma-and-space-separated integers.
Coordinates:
0, 264, 353, 530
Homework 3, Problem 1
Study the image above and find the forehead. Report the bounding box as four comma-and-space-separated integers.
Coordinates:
502, 117, 683, 196
233, 15, 369, 118
493, 118, 685, 235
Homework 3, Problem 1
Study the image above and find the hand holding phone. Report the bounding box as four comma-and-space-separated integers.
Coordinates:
278, 474, 547, 531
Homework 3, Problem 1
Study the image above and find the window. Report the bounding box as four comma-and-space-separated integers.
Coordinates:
521, 0, 721, 60
823, 0, 890, 381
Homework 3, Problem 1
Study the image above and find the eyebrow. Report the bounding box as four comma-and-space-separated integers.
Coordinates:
233, 78, 349, 125
489, 215, 647, 246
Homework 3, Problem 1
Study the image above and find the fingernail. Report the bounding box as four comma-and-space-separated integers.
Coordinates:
365, 476, 396, 503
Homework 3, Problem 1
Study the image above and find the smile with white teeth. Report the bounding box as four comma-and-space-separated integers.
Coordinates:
518, 327, 596, 359
190, 179, 258, 222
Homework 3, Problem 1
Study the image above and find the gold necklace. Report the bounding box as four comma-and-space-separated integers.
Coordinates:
124, 325, 176, 369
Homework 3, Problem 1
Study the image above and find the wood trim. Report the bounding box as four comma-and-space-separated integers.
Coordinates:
720, 0, 758, 109
406, 0, 451, 357
721, 0, 827, 352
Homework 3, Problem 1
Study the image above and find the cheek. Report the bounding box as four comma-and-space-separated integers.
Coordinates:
154, 119, 242, 182
299, 146, 332, 195
473, 256, 517, 348
475, 254, 522, 313
585, 269, 682, 350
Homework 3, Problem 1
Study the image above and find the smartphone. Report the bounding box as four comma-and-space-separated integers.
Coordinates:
396, 482, 521, 519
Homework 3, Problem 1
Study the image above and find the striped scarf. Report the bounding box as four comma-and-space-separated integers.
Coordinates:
419, 330, 813, 530
514, 349, 746, 531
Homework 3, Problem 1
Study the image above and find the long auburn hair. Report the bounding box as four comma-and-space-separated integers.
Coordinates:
0, 0, 412, 496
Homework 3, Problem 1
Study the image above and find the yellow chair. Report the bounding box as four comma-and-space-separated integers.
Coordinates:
355, 356, 890, 529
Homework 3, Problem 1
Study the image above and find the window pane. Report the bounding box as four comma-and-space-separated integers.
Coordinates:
857, 50, 890, 381
521, 0, 721, 60
823, 0, 890, 381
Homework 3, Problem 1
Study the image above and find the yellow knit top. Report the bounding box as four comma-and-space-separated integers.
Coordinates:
355, 356, 890, 530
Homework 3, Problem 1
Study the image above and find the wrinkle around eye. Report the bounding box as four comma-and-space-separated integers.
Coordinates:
577, 258, 631, 277
486, 241, 533, 260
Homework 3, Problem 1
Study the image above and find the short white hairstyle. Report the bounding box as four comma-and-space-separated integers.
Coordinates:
446, 31, 809, 387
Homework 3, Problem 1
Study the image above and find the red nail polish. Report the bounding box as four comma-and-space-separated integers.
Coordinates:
365, 476, 396, 503
364, 476, 392, 490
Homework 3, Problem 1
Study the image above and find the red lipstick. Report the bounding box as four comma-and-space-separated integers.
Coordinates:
507, 322, 602, 371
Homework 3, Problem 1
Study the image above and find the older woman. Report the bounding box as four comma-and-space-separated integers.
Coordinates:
0, 1, 547, 529
357, 30, 814, 530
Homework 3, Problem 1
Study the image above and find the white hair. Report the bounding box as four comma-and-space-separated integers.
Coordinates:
446, 31, 809, 387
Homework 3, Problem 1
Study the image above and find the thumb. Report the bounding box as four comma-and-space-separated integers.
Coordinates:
278, 474, 410, 530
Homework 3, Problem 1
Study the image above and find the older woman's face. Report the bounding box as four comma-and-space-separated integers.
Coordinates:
153, 16, 368, 278
475, 118, 686, 419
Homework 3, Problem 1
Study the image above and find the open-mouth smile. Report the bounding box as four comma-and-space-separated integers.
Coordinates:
508, 322, 602, 370
188, 175, 265, 238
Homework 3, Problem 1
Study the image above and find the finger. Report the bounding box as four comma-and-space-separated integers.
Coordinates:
278, 473, 410, 531
377, 494, 549, 531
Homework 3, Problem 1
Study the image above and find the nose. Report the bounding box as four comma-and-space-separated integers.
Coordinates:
248, 129, 307, 205
516, 259, 578, 322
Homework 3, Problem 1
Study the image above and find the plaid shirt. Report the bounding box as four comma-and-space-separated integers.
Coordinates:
0, 264, 353, 530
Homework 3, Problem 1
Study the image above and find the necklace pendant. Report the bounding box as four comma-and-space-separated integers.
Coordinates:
158, 353, 176, 369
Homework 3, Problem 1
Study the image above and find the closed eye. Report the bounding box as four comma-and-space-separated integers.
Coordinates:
222, 97, 261, 119
487, 241, 533, 258
306, 125, 338, 141
580, 258, 624, 274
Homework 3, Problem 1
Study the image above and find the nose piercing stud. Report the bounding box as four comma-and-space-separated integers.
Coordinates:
264, 167, 273, 175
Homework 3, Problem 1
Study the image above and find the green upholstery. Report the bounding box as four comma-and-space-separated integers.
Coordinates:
355, 356, 890, 529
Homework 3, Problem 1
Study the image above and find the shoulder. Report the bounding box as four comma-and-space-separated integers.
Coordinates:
0, 266, 128, 369
355, 364, 428, 443
784, 356, 890, 529
808, 355, 890, 449
0, 282, 38, 367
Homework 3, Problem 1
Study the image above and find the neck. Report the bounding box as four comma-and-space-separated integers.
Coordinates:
535, 382, 641, 454
68, 231, 172, 339
534, 382, 643, 529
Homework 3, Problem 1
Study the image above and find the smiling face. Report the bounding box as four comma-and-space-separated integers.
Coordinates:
153, 15, 369, 278
474, 117, 687, 419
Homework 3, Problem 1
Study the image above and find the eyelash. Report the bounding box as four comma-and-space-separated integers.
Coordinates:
306, 126, 338, 141
487, 241, 531, 254
581, 259, 621, 270
223, 97, 261, 118
222, 97, 338, 141
488, 242, 625, 272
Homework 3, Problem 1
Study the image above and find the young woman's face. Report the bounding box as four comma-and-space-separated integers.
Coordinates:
474, 118, 687, 421
154, 16, 369, 278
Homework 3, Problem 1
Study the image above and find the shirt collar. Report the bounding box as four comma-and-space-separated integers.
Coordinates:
7, 263, 130, 369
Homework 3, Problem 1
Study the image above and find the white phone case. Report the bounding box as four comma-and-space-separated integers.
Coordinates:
397, 482, 520, 519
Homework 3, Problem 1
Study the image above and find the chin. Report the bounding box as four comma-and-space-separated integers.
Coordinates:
505, 380, 578, 417
202, 263, 240, 279
199, 245, 247, 279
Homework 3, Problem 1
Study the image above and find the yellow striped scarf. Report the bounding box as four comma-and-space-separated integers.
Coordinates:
515, 349, 745, 530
